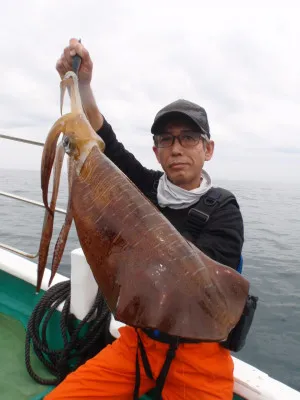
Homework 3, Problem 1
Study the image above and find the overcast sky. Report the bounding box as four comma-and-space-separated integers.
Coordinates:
0, 1, 299, 183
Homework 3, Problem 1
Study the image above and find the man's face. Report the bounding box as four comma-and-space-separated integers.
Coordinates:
153, 118, 214, 190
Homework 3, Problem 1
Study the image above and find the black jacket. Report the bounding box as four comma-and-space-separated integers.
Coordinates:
97, 118, 244, 270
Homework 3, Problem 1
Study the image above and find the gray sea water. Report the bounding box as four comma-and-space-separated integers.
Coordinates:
0, 168, 299, 391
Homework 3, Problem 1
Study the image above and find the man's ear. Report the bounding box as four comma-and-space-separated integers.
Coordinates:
205, 140, 214, 161
153, 146, 161, 164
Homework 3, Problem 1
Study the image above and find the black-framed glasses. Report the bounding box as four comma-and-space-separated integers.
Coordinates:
154, 131, 208, 148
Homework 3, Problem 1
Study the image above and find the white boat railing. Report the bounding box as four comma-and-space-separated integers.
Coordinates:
0, 133, 66, 258
0, 190, 66, 214
0, 133, 44, 147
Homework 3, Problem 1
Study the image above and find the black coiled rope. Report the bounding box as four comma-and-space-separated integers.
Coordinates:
25, 280, 113, 385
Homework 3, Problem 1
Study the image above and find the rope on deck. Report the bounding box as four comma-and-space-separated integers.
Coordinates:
25, 280, 113, 385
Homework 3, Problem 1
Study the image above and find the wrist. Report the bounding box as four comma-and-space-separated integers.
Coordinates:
77, 82, 104, 131
79, 81, 92, 91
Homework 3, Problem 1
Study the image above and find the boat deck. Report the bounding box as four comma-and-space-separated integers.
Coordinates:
0, 312, 54, 399
0, 269, 54, 399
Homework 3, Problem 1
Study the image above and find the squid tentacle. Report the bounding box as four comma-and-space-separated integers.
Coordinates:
48, 157, 75, 286
41, 114, 71, 213
36, 141, 65, 292
60, 72, 83, 115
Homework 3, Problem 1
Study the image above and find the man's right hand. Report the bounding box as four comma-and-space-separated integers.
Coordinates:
56, 38, 93, 86
56, 38, 104, 131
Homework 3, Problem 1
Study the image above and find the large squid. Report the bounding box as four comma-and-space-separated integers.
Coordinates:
37, 71, 250, 341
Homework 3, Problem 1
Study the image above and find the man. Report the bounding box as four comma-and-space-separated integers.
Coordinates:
46, 38, 244, 400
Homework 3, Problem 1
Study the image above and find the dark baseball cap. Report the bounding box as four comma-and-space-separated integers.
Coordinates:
151, 99, 210, 138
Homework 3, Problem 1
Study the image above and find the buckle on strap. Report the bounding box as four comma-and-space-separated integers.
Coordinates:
188, 208, 210, 225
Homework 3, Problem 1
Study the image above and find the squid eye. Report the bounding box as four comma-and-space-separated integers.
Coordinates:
63, 135, 70, 147
62, 135, 73, 155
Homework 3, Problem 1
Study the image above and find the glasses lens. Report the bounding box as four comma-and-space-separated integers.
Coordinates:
155, 134, 173, 147
180, 132, 201, 147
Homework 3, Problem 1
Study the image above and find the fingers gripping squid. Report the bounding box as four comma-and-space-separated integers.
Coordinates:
37, 71, 250, 341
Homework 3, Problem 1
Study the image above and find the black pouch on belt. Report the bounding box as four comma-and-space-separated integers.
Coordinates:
221, 294, 258, 352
